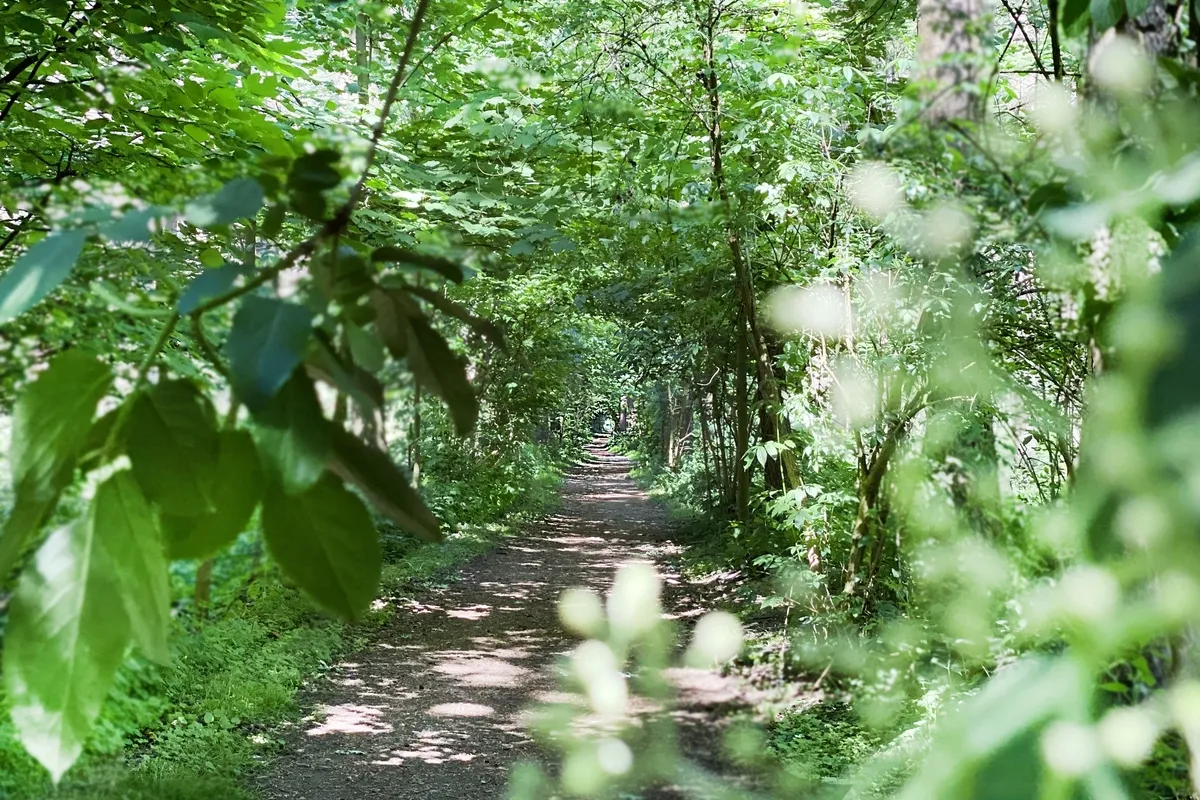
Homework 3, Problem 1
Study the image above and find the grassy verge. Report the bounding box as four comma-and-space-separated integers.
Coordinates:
0, 488, 560, 799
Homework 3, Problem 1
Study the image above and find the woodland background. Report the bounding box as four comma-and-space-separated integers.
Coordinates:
0, 0, 1197, 797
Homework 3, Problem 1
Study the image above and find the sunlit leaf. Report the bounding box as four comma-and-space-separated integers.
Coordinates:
0, 352, 111, 588
92, 471, 170, 663
3, 515, 131, 782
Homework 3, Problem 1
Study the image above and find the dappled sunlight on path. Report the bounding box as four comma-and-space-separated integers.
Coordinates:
259, 439, 754, 800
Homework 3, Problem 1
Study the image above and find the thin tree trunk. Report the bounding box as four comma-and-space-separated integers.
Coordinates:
409, 385, 422, 488
734, 314, 752, 522
194, 558, 214, 622
699, 387, 717, 509
699, 4, 799, 491
355, 13, 370, 105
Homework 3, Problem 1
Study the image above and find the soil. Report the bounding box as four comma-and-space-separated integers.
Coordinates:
257, 439, 765, 800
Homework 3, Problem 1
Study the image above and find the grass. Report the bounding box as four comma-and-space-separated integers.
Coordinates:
0, 517, 545, 800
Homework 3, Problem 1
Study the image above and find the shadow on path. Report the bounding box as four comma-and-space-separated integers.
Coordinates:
258, 439, 758, 800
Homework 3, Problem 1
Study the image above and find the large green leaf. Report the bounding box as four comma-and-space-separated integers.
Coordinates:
252, 370, 331, 495
177, 265, 245, 314
408, 316, 479, 436
162, 430, 264, 560
226, 296, 314, 412
287, 149, 341, 192
406, 284, 507, 349
184, 177, 265, 227
1060, 0, 1091, 26
371, 246, 464, 283
327, 427, 441, 541
261, 473, 381, 620
345, 321, 386, 372
369, 288, 412, 359
103, 207, 160, 243
0, 352, 112, 588
306, 342, 384, 420
1090, 0, 1122, 31
0, 229, 89, 324
124, 380, 221, 517
1147, 234, 1200, 428
1125, 0, 1151, 18
3, 519, 131, 782
91, 472, 170, 663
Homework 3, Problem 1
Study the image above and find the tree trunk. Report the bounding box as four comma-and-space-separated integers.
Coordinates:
409, 385, 422, 488
916, 0, 984, 123
699, 3, 800, 492
355, 12, 370, 105
194, 558, 214, 623
734, 315, 752, 522
844, 419, 908, 595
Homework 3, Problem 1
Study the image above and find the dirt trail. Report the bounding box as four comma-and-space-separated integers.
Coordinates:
259, 439, 757, 800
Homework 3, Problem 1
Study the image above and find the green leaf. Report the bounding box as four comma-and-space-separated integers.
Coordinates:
288, 150, 341, 192
346, 321, 386, 372
252, 370, 331, 495
306, 346, 384, 419
0, 352, 112, 588
182, 123, 211, 143
1147, 234, 1200, 428
262, 204, 286, 239
78, 410, 119, 474
1061, 0, 1091, 27
103, 208, 159, 243
123, 380, 221, 517
1125, 0, 1151, 18
408, 316, 479, 436
371, 247, 465, 283
327, 427, 441, 541
261, 473, 381, 620
162, 430, 263, 559
369, 289, 413, 359
92, 472, 170, 663
1090, 0, 1122, 31
3, 518, 131, 782
0, 229, 89, 325
177, 265, 243, 315
407, 285, 507, 349
226, 296, 314, 412
184, 178, 265, 227
199, 248, 224, 268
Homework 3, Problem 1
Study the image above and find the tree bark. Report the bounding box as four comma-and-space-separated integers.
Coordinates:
355, 12, 371, 105
916, 0, 984, 123
734, 314, 751, 522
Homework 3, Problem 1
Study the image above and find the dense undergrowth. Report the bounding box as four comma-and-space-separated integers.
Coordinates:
618, 430, 1195, 800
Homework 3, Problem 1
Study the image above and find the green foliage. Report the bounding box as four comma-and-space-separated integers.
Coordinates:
261, 474, 381, 621
0, 351, 111, 585
769, 702, 892, 790
2, 0, 1200, 795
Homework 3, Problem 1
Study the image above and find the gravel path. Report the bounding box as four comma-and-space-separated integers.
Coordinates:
258, 440, 757, 800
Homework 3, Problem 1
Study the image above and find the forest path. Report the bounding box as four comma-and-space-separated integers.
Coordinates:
257, 438, 759, 800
